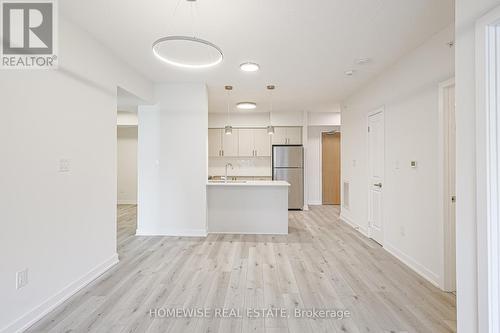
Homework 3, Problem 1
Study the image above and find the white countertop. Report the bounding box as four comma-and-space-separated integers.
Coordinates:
207, 180, 290, 187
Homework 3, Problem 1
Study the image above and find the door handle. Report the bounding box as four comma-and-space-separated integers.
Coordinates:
374, 183, 382, 188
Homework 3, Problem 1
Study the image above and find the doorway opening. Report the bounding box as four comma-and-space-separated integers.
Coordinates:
322, 131, 341, 205
116, 87, 143, 248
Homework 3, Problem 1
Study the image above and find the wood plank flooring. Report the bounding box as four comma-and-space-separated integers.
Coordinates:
27, 205, 456, 333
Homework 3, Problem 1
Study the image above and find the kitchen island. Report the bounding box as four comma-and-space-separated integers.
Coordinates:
207, 180, 290, 234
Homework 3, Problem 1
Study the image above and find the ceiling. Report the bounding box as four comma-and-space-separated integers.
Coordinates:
61, 0, 454, 113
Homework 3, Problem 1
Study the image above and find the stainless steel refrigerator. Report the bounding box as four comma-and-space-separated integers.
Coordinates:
272, 145, 304, 210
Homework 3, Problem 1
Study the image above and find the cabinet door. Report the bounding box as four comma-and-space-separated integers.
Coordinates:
238, 129, 254, 156
272, 127, 287, 145
222, 129, 239, 156
287, 127, 302, 144
253, 128, 271, 156
208, 129, 222, 157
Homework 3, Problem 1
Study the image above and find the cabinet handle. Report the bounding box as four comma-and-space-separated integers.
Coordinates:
222, 150, 224, 156
255, 150, 258, 156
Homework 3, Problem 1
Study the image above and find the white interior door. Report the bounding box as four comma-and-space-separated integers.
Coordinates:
368, 110, 384, 245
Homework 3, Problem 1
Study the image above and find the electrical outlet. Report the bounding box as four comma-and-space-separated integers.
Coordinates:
16, 269, 28, 289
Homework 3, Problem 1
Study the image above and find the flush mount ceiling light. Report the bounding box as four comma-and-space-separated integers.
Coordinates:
236, 102, 257, 110
240, 62, 260, 72
152, 0, 223, 69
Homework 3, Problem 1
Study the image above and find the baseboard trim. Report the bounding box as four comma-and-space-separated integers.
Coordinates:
384, 242, 441, 288
339, 213, 370, 237
1, 253, 119, 333
136, 229, 208, 237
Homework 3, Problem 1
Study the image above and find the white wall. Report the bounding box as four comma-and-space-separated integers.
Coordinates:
117, 127, 138, 204
0, 16, 153, 333
455, 1, 500, 332
308, 112, 341, 126
307, 126, 341, 205
340, 25, 454, 287
137, 84, 208, 236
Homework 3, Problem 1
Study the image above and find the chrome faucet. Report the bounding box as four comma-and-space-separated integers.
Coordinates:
224, 163, 234, 183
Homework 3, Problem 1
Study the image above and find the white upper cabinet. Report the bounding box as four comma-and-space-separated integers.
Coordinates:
208, 128, 222, 157
253, 129, 271, 157
221, 129, 239, 156
238, 129, 255, 157
209, 127, 300, 157
209, 128, 239, 156
238, 129, 271, 157
271, 127, 302, 145
286, 127, 302, 144
272, 127, 287, 145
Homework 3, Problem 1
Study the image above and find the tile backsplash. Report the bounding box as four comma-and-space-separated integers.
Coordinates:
208, 157, 272, 177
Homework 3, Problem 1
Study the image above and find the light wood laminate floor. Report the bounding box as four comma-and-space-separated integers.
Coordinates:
27, 205, 456, 333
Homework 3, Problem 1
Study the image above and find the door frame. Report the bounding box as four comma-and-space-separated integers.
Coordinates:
438, 78, 456, 292
476, 7, 500, 333
367, 107, 385, 245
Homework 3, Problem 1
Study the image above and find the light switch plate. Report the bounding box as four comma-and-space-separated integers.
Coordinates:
59, 158, 71, 173
16, 269, 28, 289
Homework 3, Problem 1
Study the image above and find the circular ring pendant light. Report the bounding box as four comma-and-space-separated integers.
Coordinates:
152, 36, 223, 69
153, 0, 223, 69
